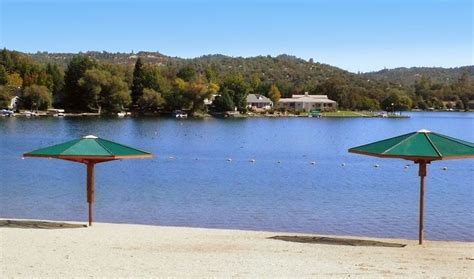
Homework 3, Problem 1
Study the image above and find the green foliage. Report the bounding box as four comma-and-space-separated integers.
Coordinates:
355, 96, 379, 111
1, 49, 473, 113
267, 84, 281, 104
381, 89, 413, 111
220, 73, 249, 111
46, 63, 64, 98
131, 57, 144, 105
177, 66, 196, 82
78, 68, 131, 113
0, 65, 8, 85
138, 88, 165, 111
22, 85, 52, 110
212, 90, 235, 112
0, 85, 11, 108
63, 56, 97, 110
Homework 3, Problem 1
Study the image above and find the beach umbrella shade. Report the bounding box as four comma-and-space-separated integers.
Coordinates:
23, 135, 152, 226
348, 129, 474, 244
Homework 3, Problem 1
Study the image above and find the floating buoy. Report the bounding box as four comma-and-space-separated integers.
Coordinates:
311, 161, 316, 165
227, 158, 232, 161
374, 164, 379, 168
249, 159, 256, 163
404, 165, 409, 169
341, 163, 346, 167
442, 167, 448, 170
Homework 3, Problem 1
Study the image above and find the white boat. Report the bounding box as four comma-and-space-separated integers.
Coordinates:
47, 109, 65, 117
117, 112, 126, 117
173, 111, 188, 118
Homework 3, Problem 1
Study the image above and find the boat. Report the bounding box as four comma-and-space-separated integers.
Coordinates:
173, 110, 188, 118
47, 109, 65, 117
117, 112, 126, 117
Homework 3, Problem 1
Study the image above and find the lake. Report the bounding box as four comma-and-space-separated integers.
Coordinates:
1, 112, 473, 241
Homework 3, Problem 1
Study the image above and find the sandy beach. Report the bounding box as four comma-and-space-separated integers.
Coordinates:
1, 219, 473, 278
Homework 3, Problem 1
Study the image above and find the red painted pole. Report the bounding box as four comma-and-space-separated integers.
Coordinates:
87, 162, 95, 226
418, 161, 427, 245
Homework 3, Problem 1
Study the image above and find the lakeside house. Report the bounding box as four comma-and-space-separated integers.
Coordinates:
247, 94, 273, 110
277, 93, 337, 112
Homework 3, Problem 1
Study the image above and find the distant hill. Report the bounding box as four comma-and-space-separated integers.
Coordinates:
363, 66, 474, 85
27, 51, 472, 87
27, 51, 359, 95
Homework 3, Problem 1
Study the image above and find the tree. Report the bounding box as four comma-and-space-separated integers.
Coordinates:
185, 80, 212, 113
6, 72, 23, 89
250, 73, 261, 93
355, 96, 379, 111
46, 63, 64, 97
131, 57, 144, 106
381, 89, 413, 111
78, 68, 131, 113
267, 84, 281, 104
22, 85, 52, 110
220, 73, 249, 112
141, 64, 170, 93
62, 56, 97, 110
177, 66, 196, 82
212, 89, 235, 112
0, 65, 8, 85
0, 85, 11, 108
138, 88, 164, 111
204, 65, 218, 83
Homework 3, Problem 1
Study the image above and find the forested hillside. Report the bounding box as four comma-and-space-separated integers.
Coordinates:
1, 49, 473, 114
364, 66, 474, 85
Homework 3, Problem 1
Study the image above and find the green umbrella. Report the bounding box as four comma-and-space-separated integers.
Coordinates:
23, 135, 152, 226
349, 129, 474, 244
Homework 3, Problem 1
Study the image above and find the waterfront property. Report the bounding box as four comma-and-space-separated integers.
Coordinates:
247, 94, 273, 110
277, 93, 337, 112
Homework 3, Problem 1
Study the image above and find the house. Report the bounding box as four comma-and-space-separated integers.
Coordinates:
8, 88, 21, 110
277, 93, 337, 112
247, 94, 273, 110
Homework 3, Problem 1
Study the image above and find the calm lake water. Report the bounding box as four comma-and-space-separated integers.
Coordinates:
1, 112, 473, 241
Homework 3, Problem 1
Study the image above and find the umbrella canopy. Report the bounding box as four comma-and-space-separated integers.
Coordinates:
24, 135, 151, 162
24, 135, 152, 226
348, 129, 474, 244
349, 129, 474, 161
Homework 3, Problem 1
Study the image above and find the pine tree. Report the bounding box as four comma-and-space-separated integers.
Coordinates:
131, 58, 144, 107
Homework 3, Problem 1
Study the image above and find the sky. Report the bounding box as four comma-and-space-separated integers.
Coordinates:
0, 0, 472, 72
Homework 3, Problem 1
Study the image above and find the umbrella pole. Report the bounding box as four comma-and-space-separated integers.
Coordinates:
86, 162, 95, 226
418, 161, 427, 245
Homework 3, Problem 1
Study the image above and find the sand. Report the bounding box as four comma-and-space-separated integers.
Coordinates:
1, 219, 473, 278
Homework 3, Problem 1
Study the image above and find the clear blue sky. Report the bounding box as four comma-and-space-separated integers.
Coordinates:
1, 0, 472, 72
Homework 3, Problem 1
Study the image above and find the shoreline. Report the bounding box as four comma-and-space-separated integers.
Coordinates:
1, 219, 473, 277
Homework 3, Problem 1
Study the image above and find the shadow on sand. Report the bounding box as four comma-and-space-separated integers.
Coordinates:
269, 235, 406, 247
0, 219, 87, 229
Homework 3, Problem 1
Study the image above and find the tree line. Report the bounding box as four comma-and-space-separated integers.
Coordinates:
1, 49, 473, 114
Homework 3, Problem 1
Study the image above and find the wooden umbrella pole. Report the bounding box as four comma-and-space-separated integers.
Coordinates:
86, 162, 95, 226
418, 161, 427, 245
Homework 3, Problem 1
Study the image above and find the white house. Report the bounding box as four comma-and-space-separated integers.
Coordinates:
277, 93, 337, 112
247, 94, 273, 110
